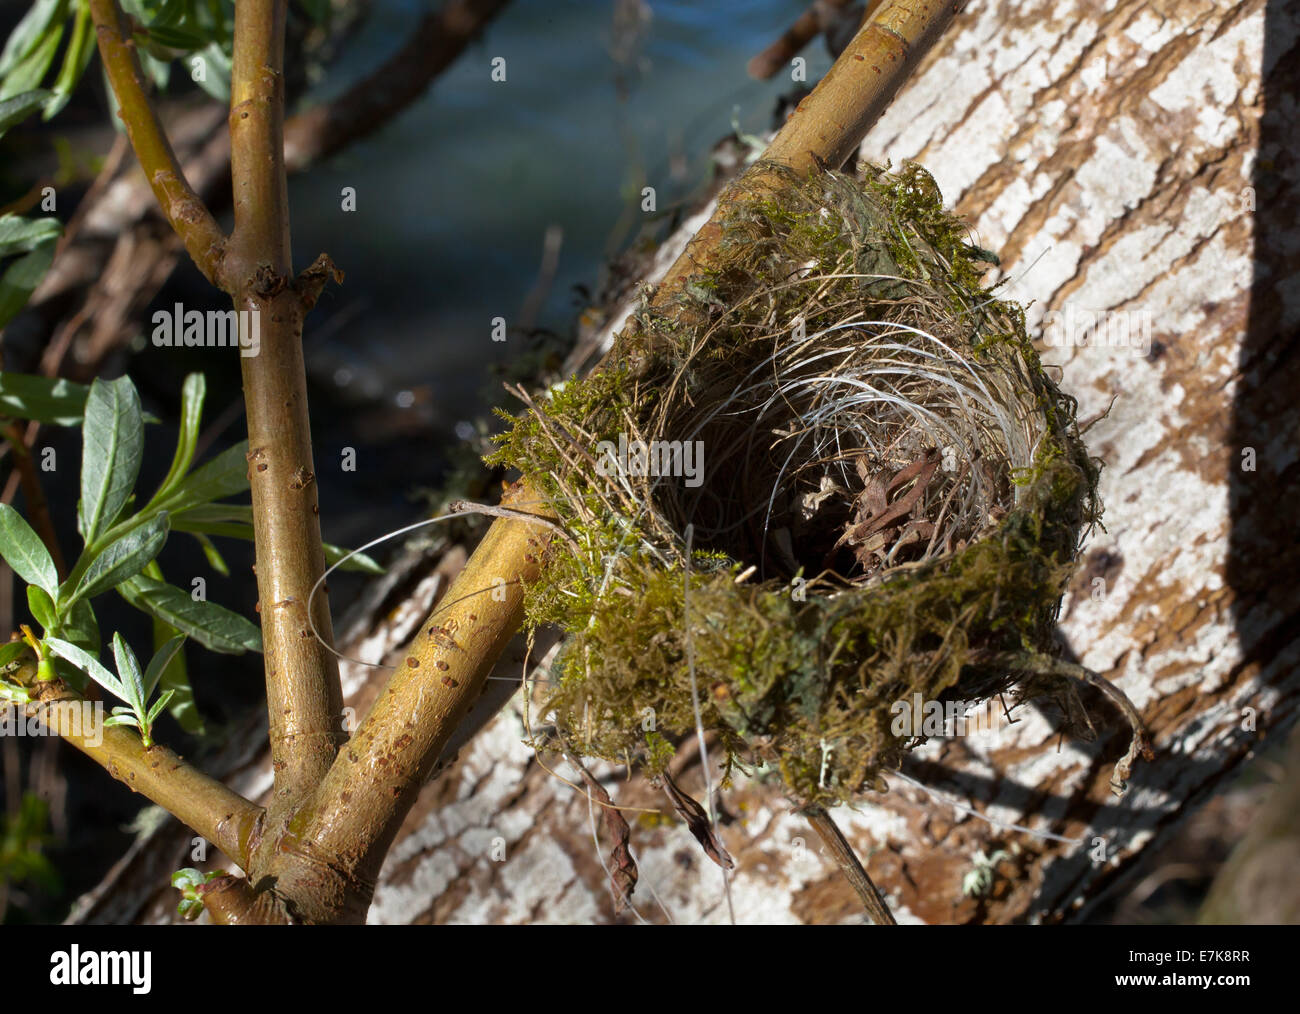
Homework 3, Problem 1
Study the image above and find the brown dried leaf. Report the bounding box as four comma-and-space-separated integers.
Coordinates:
837, 448, 941, 569
575, 764, 639, 911
661, 771, 735, 870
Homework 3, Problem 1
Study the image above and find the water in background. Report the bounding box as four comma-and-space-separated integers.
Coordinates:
288, 0, 827, 445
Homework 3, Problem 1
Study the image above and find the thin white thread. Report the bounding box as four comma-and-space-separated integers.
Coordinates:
305, 500, 559, 680
888, 768, 1085, 846
684, 523, 736, 924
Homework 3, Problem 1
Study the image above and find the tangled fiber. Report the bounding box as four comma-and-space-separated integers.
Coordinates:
491, 161, 1110, 807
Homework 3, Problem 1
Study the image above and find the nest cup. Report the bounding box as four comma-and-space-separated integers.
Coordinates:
493, 162, 1101, 807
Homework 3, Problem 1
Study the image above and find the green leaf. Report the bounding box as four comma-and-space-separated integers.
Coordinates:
0, 89, 53, 139
43, 0, 94, 121
103, 711, 140, 730
44, 636, 125, 700
0, 15, 65, 100
98, 61, 124, 135
143, 25, 207, 51
0, 0, 69, 79
65, 512, 170, 607
150, 0, 188, 29
172, 867, 202, 891
142, 633, 185, 700
0, 371, 89, 426
172, 864, 214, 919
325, 541, 383, 575
171, 503, 251, 524
0, 235, 58, 330
47, 654, 84, 691
170, 518, 252, 541
0, 640, 28, 668
0, 683, 30, 703
138, 48, 170, 90
0, 215, 61, 257
299, 0, 332, 25
117, 573, 260, 654
62, 597, 99, 652
111, 631, 146, 713
170, 505, 382, 574
79, 376, 145, 544
0, 503, 58, 597
149, 373, 205, 506
151, 625, 201, 733
192, 532, 229, 576
0, 678, 31, 704
190, 42, 230, 103
146, 688, 175, 726
157, 440, 248, 511
26, 585, 57, 634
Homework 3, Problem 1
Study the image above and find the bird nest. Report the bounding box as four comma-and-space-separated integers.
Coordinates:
490, 161, 1111, 807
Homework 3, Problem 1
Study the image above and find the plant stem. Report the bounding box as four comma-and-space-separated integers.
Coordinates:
765, 0, 960, 173
91, 0, 343, 882
224, 0, 344, 827
259, 482, 554, 922
1010, 652, 1151, 795
226, 0, 291, 282
804, 804, 897, 925
87, 0, 228, 286
15, 662, 262, 869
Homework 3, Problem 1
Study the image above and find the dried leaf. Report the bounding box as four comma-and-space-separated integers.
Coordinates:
576, 764, 638, 911
661, 771, 735, 870
837, 448, 940, 570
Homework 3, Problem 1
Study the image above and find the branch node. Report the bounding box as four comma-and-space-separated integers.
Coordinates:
296, 253, 344, 311
252, 263, 288, 298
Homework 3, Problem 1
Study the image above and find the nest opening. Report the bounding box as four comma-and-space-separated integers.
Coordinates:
647, 308, 1041, 586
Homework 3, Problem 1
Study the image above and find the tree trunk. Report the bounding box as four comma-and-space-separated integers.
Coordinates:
70, 0, 1299, 924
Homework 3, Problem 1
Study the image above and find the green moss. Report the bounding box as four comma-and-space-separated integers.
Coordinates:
492, 161, 1101, 808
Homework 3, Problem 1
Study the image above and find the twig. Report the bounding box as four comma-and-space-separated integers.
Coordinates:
87, 0, 228, 286
448, 499, 580, 553
1009, 652, 1152, 796
804, 804, 897, 924
9, 656, 262, 868
257, 481, 556, 923
224, 0, 345, 827
747, 0, 865, 79
283, 0, 512, 171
